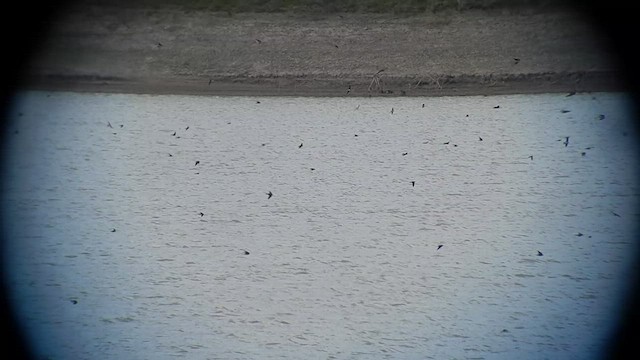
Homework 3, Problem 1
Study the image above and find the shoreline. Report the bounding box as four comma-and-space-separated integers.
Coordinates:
22, 70, 623, 97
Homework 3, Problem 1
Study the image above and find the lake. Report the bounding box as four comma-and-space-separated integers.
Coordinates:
2, 91, 638, 359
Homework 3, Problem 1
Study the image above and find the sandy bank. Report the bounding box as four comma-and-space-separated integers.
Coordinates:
21, 6, 624, 96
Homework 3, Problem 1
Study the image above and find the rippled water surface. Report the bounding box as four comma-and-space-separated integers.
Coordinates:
2, 91, 639, 359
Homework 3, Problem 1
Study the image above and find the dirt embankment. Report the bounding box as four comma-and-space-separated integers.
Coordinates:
23, 5, 622, 96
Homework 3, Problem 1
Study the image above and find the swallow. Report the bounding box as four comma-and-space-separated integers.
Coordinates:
267, 191, 273, 199
243, 250, 250, 255
119, 124, 123, 128
422, 104, 425, 108
172, 131, 176, 136
391, 108, 394, 114
564, 137, 569, 147
479, 137, 483, 141
437, 245, 443, 250
566, 91, 576, 97
157, 42, 162, 48
185, 126, 189, 130
111, 229, 116, 232
493, 105, 500, 109
612, 211, 621, 217
256, 101, 261, 104
598, 114, 605, 120
299, 143, 303, 148
107, 122, 113, 128
443, 141, 450, 145
70, 300, 78, 304
411, 181, 415, 187
513, 58, 520, 64
581, 152, 586, 156
255, 39, 261, 44
168, 153, 173, 157
208, 79, 212, 86
310, 168, 315, 171
576, 232, 584, 237
529, 155, 533, 160
402, 152, 408, 156
199, 212, 204, 217
537, 251, 543, 256
561, 109, 571, 113
195, 161, 200, 166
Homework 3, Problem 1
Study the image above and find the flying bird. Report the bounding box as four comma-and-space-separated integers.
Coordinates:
107, 122, 113, 128
199, 212, 204, 217
346, 85, 351, 95
156, 42, 162, 48
529, 155, 533, 160
537, 251, 543, 256
576, 232, 584, 237
493, 105, 500, 109
402, 152, 408, 156
70, 300, 78, 304
479, 137, 483, 141
255, 39, 262, 44
185, 126, 189, 130
611, 211, 621, 217
513, 58, 520, 64
267, 191, 273, 199
566, 91, 576, 97
172, 131, 176, 136
243, 250, 250, 255
563, 137, 570, 147
299, 143, 303, 148
443, 141, 450, 145
208, 79, 212, 86
195, 161, 200, 166
110, 229, 116, 232
168, 153, 173, 157
391, 108, 394, 114
422, 104, 425, 108
598, 114, 605, 120
119, 124, 123, 128
411, 181, 415, 187
437, 245, 443, 250
561, 109, 571, 113
310, 168, 315, 171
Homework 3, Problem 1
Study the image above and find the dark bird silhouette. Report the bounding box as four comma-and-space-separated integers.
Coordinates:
70, 300, 78, 304
576, 232, 584, 237
581, 152, 586, 156
185, 126, 189, 130
107, 122, 113, 128
513, 58, 520, 64
310, 168, 315, 171
299, 143, 303, 148
402, 152, 408, 156
168, 153, 173, 157
561, 109, 571, 113
172, 131, 176, 136
529, 155, 533, 160
119, 124, 123, 128
255, 39, 261, 44
391, 108, 394, 114
479, 137, 483, 141
354, 134, 358, 137
443, 141, 450, 145
465, 114, 469, 117
195, 161, 200, 166
243, 250, 250, 255
208, 79, 212, 86
334, 44, 339, 48
564, 137, 570, 147
411, 181, 415, 187
437, 245, 443, 250
256, 101, 261, 104
422, 103, 425, 108
493, 105, 500, 109
157, 42, 162, 48
612, 211, 621, 217
267, 191, 273, 199
537, 251, 543, 256
346, 85, 351, 95
566, 91, 576, 97
111, 229, 116, 232
375, 69, 385, 75
598, 114, 605, 120
199, 212, 204, 217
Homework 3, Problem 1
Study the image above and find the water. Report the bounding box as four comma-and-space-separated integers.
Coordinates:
2, 91, 638, 359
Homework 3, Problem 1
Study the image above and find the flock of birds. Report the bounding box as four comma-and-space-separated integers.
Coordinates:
96, 89, 618, 301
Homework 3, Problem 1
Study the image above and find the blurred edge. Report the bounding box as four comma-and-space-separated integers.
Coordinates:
1, 1, 638, 360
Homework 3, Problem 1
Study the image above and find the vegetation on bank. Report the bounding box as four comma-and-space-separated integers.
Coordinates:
84, 0, 563, 13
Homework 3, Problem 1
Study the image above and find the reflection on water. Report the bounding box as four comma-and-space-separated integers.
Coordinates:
2, 91, 638, 359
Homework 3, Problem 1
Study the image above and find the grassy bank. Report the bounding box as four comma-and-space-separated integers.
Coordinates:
82, 0, 562, 13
